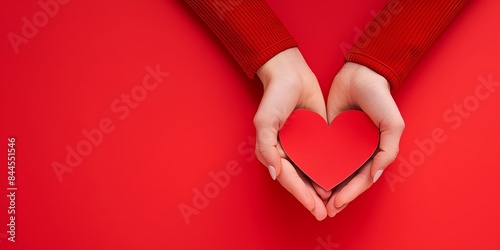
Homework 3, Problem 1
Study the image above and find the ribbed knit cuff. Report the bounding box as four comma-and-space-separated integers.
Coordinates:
346, 0, 469, 93
346, 51, 400, 90
246, 37, 297, 78
184, 0, 298, 78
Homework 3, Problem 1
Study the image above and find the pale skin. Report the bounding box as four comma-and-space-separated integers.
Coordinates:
255, 47, 405, 220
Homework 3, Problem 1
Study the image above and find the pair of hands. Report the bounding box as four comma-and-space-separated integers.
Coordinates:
254, 47, 405, 220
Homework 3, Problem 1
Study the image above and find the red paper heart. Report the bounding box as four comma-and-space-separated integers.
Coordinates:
279, 109, 379, 191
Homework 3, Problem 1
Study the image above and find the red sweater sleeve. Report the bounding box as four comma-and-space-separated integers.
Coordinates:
184, 0, 297, 78
346, 0, 469, 92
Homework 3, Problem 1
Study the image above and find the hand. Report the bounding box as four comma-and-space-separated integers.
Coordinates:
255, 47, 330, 220
325, 62, 405, 217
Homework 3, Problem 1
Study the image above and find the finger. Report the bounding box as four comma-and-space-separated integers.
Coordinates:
254, 111, 284, 181
356, 89, 404, 181
306, 182, 328, 221
326, 199, 348, 218
370, 113, 404, 181
326, 173, 354, 217
276, 143, 286, 159
312, 182, 332, 201
294, 167, 328, 220
254, 126, 281, 180
254, 83, 300, 180
333, 160, 374, 209
277, 158, 316, 211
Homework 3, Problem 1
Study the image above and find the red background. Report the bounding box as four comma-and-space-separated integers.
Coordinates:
1, 0, 499, 249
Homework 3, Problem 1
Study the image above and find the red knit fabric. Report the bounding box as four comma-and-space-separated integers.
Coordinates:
185, 0, 469, 90
184, 0, 297, 78
346, 0, 469, 92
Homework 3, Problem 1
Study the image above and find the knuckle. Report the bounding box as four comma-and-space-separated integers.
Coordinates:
387, 151, 398, 164
359, 171, 373, 183
394, 117, 405, 131
386, 116, 405, 134
253, 113, 264, 127
385, 147, 399, 163
256, 143, 270, 158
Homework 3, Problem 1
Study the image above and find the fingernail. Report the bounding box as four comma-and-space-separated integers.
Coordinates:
334, 203, 344, 209
373, 170, 384, 183
268, 166, 277, 180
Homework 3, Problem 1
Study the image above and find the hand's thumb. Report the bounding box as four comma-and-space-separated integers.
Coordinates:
254, 120, 282, 180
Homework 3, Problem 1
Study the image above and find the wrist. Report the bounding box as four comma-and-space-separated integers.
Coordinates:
343, 62, 391, 92
256, 47, 308, 89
